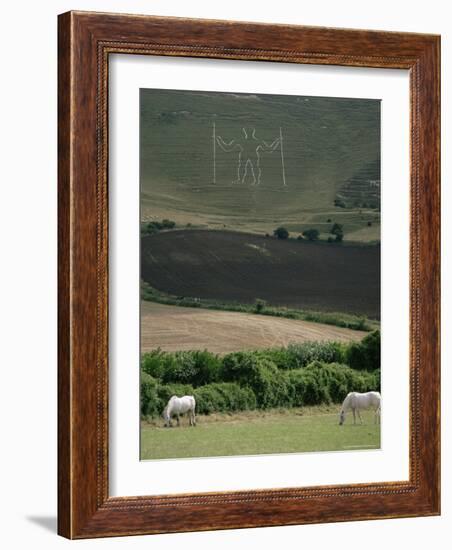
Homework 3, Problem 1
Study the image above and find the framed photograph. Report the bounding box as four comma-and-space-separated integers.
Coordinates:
58, 11, 440, 538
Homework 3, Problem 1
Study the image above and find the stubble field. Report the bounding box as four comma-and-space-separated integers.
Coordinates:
141, 301, 364, 354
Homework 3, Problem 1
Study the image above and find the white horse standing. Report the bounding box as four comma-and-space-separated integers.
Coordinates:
163, 395, 197, 427
339, 391, 381, 425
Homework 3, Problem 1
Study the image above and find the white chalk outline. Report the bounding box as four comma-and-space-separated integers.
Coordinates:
279, 127, 287, 186
214, 125, 284, 185
213, 121, 216, 184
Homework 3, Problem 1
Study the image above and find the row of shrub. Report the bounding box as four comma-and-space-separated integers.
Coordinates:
141, 331, 380, 388
141, 360, 380, 418
140, 280, 375, 332
141, 374, 257, 417
273, 223, 344, 242
141, 219, 176, 236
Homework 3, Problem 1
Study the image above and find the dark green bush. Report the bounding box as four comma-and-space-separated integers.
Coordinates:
194, 383, 256, 414
189, 350, 222, 385
361, 330, 381, 368
221, 352, 290, 408
161, 219, 176, 229
140, 222, 158, 236
285, 369, 307, 406
141, 349, 166, 379
286, 361, 380, 406
286, 364, 337, 406
302, 228, 320, 241
345, 330, 380, 370
142, 349, 221, 386
331, 222, 344, 242
245, 358, 289, 408
373, 368, 381, 392
254, 298, 267, 313
140, 373, 162, 417
141, 219, 176, 236
246, 341, 345, 372
279, 341, 345, 369
273, 226, 289, 239
221, 351, 260, 384
346, 343, 367, 371
255, 347, 292, 370
160, 353, 197, 385
192, 385, 225, 415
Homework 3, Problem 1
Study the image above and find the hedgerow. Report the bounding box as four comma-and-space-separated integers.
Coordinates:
193, 383, 257, 414
140, 280, 376, 332
345, 330, 380, 371
285, 362, 379, 406
140, 332, 381, 418
256, 340, 346, 370
141, 349, 221, 386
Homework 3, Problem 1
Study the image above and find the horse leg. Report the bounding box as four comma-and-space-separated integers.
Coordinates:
352, 408, 356, 424
176, 414, 180, 427
357, 409, 363, 424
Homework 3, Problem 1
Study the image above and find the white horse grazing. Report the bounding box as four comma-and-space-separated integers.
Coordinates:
339, 391, 381, 425
163, 395, 196, 427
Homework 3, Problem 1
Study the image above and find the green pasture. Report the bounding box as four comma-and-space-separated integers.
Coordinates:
140, 407, 380, 460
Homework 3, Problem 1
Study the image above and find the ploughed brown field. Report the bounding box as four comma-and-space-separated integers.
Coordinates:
141, 229, 380, 319
141, 301, 364, 354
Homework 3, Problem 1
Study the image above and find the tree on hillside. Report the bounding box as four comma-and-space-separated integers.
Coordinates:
254, 299, 267, 313
141, 219, 176, 236
161, 219, 176, 229
331, 223, 344, 242
302, 228, 320, 241
273, 227, 289, 240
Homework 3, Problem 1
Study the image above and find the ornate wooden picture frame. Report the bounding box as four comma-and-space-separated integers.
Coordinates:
58, 11, 440, 539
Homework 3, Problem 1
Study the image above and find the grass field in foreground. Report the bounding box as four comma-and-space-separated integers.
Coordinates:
140, 407, 380, 460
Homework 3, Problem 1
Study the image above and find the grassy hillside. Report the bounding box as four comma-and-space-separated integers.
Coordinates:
140, 89, 381, 241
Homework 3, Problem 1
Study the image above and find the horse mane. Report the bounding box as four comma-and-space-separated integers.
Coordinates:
341, 392, 353, 411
